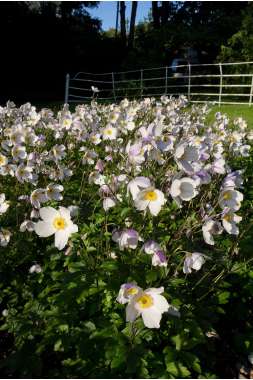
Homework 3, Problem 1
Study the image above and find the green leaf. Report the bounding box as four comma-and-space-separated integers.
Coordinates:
171, 334, 182, 351
166, 362, 191, 378
58, 324, 69, 333
217, 290, 230, 304
54, 339, 62, 351
146, 270, 158, 283
100, 260, 119, 271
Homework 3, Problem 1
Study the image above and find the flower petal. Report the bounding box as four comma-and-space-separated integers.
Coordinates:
35, 221, 55, 237
54, 229, 69, 250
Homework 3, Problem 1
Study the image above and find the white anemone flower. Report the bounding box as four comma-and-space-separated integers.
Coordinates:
103, 197, 116, 211
46, 183, 64, 201
116, 283, 142, 304
134, 187, 166, 216
112, 229, 140, 250
127, 177, 151, 200
142, 240, 167, 267
0, 228, 11, 246
126, 287, 170, 328
219, 188, 243, 211
52, 145, 66, 160
222, 210, 242, 235
20, 220, 36, 232
170, 177, 198, 202
175, 144, 199, 173
102, 125, 117, 140
90, 133, 101, 145
15, 164, 33, 183
12, 145, 27, 161
35, 206, 78, 250
0, 194, 9, 215
0, 154, 8, 166
29, 264, 42, 274
202, 219, 223, 245
183, 252, 206, 274
125, 142, 146, 166
211, 158, 226, 174
91, 86, 99, 93
152, 250, 167, 267
142, 240, 162, 255
30, 189, 48, 209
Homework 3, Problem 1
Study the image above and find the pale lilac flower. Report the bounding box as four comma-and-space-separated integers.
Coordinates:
112, 229, 139, 250
183, 252, 206, 274
116, 283, 142, 304
202, 219, 223, 245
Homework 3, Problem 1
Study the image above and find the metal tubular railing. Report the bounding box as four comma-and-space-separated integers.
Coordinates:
65, 62, 253, 106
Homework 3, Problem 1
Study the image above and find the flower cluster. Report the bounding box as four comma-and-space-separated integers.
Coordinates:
0, 97, 251, 330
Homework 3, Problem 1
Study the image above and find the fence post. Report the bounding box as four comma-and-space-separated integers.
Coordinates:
218, 63, 223, 107
64, 73, 70, 104
165, 66, 168, 95
140, 69, 143, 98
188, 63, 191, 101
249, 75, 253, 106
112, 72, 116, 102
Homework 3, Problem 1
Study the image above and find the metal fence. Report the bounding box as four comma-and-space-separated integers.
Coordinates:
65, 61, 253, 106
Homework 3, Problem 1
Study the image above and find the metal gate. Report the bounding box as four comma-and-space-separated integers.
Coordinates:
65, 61, 253, 106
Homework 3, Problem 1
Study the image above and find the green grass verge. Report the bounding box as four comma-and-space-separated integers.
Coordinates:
206, 104, 253, 127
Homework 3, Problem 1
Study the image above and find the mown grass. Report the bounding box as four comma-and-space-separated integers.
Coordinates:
206, 104, 253, 127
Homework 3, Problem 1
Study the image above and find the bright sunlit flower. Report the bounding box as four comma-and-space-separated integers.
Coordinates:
221, 210, 242, 235
219, 188, 243, 211
127, 177, 151, 200
0, 193, 9, 215
134, 187, 166, 216
170, 177, 198, 203
125, 287, 170, 328
102, 125, 117, 140
0, 154, 8, 166
35, 206, 78, 250
46, 183, 64, 201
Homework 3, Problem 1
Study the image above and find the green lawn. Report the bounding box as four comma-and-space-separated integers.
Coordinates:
206, 104, 253, 127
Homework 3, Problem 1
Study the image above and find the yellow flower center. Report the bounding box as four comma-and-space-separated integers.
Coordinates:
127, 287, 138, 296
223, 214, 232, 222
144, 191, 158, 201
105, 129, 112, 135
0, 156, 6, 165
223, 191, 232, 201
63, 119, 71, 126
53, 217, 67, 230
136, 294, 153, 309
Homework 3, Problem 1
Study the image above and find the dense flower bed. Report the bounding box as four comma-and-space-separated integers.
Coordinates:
0, 97, 252, 377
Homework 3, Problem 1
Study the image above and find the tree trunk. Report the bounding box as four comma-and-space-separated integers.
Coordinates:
120, 1, 127, 47
115, 1, 119, 37
152, 1, 160, 29
128, 1, 138, 49
161, 1, 170, 25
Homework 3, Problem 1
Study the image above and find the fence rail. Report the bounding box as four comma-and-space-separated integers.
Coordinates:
65, 62, 253, 106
